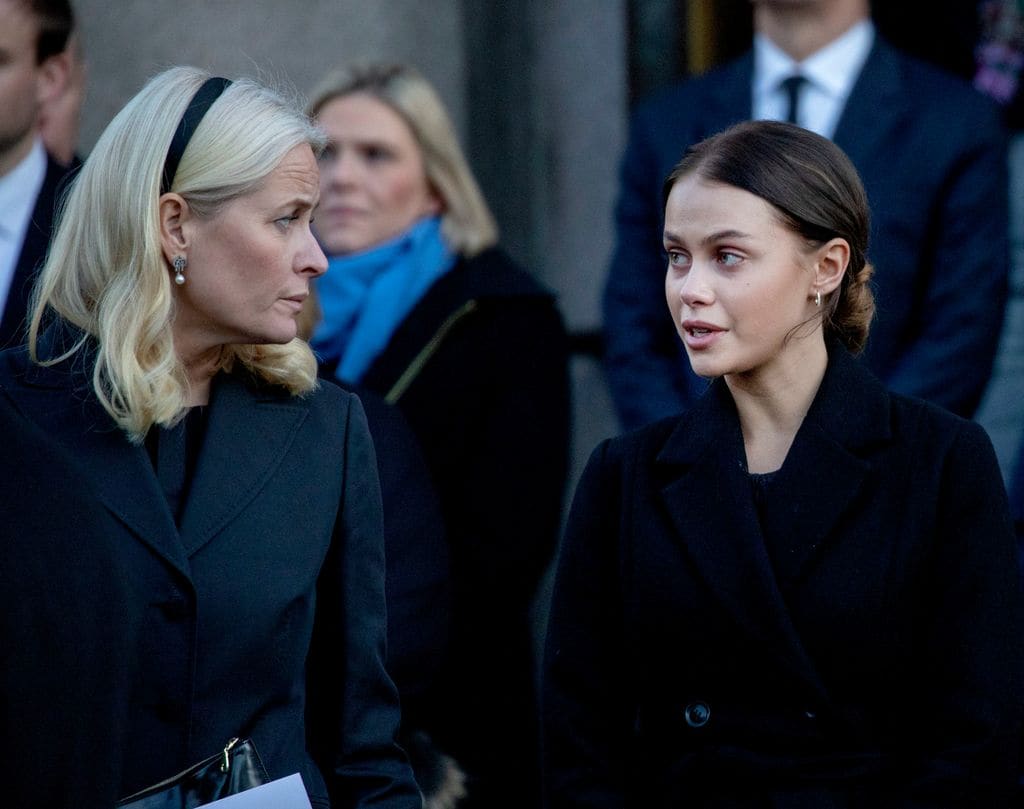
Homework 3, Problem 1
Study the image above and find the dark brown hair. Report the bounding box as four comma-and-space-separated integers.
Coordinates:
20, 0, 74, 63
663, 120, 875, 353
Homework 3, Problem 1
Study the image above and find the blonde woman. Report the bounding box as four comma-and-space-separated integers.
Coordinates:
307, 63, 570, 809
0, 66, 421, 808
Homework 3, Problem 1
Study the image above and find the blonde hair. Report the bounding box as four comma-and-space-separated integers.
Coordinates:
29, 66, 327, 442
308, 62, 498, 257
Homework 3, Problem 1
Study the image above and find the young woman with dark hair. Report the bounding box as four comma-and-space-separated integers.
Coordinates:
543, 120, 1022, 808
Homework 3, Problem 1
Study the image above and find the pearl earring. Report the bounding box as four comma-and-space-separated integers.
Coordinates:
173, 255, 187, 286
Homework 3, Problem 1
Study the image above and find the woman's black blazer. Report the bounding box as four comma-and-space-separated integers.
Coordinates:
0, 332, 422, 809
543, 346, 1023, 808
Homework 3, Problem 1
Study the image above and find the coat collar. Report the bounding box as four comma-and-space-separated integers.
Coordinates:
654, 347, 891, 697
360, 247, 552, 396
176, 371, 310, 556
2, 331, 311, 575
2, 337, 190, 578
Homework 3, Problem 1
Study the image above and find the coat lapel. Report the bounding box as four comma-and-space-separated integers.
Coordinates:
4, 347, 189, 578
177, 372, 310, 556
657, 381, 830, 699
654, 350, 891, 699
762, 350, 891, 588
4, 337, 321, 569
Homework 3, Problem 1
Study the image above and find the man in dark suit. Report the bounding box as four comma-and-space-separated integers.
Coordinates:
0, 0, 75, 348
604, 0, 1009, 428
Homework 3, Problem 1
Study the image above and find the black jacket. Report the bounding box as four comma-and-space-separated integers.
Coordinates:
0, 330, 422, 809
544, 347, 1022, 808
0, 395, 135, 809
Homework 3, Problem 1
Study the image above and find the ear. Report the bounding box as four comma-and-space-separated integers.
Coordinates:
811, 237, 849, 300
158, 193, 193, 264
36, 51, 71, 107
423, 182, 445, 217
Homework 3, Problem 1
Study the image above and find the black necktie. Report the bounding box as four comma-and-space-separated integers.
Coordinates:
780, 74, 806, 126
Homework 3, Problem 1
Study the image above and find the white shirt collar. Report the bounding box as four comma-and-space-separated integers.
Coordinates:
752, 19, 875, 137
754, 19, 875, 102
0, 138, 48, 239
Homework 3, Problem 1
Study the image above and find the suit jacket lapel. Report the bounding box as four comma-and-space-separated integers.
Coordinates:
5, 348, 189, 578
832, 38, 906, 170
177, 372, 310, 556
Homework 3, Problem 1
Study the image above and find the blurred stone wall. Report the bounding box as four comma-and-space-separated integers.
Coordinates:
75, 1, 467, 152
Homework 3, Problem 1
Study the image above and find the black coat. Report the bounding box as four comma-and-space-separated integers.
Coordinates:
0, 330, 422, 809
341, 383, 451, 723
0, 396, 135, 809
357, 246, 571, 807
0, 155, 70, 348
1009, 435, 1024, 554
543, 347, 1023, 808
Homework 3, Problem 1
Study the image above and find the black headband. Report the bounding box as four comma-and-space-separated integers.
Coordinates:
160, 76, 232, 195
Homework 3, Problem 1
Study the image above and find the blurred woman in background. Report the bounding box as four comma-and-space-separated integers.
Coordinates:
308, 62, 571, 809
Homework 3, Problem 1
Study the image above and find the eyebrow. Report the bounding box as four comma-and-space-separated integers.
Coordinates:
281, 195, 318, 209
328, 135, 397, 150
663, 228, 754, 245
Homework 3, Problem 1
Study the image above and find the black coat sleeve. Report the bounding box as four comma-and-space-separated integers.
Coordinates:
0, 395, 136, 809
307, 394, 423, 808
358, 385, 450, 715
897, 420, 1023, 805
542, 439, 633, 809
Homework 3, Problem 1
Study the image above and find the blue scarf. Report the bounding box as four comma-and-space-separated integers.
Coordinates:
311, 216, 456, 383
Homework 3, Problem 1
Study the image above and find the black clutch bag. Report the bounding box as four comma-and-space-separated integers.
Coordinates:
117, 737, 270, 808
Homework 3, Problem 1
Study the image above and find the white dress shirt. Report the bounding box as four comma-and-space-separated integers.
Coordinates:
0, 139, 47, 317
753, 20, 875, 139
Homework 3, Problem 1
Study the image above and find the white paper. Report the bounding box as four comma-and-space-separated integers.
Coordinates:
202, 774, 312, 808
